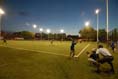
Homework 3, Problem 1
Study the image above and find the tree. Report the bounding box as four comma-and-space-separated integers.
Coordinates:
99, 29, 107, 42
79, 26, 97, 41
20, 31, 34, 39
110, 28, 118, 42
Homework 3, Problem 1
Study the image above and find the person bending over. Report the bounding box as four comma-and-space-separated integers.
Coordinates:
96, 45, 115, 73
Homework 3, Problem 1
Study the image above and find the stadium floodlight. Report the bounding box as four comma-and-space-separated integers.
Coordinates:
39, 28, 43, 32
46, 29, 51, 40
95, 9, 100, 42
39, 28, 43, 40
0, 8, 5, 39
33, 24, 37, 29
46, 29, 51, 34
32, 24, 37, 39
95, 9, 100, 14
60, 29, 64, 33
85, 21, 90, 27
0, 8, 5, 15
60, 29, 65, 41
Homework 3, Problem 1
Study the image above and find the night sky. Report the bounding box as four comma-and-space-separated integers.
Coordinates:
1, 0, 118, 35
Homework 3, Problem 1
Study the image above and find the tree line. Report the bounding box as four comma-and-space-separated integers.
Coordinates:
2, 31, 67, 40
79, 26, 118, 42
1, 27, 118, 41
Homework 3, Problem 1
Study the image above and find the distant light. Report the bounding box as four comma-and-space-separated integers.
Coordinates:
0, 8, 5, 15
60, 29, 64, 33
33, 24, 37, 28
95, 9, 100, 14
46, 29, 51, 33
39, 28, 43, 32
85, 21, 90, 27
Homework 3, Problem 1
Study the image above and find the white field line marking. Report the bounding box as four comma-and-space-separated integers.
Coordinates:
75, 44, 90, 57
0, 45, 68, 57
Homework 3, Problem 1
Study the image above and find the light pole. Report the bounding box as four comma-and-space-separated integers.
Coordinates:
33, 24, 37, 40
60, 29, 64, 41
95, 9, 100, 42
78, 33, 81, 37
39, 28, 43, 40
0, 8, 5, 39
106, 0, 109, 41
46, 29, 51, 40
85, 21, 90, 41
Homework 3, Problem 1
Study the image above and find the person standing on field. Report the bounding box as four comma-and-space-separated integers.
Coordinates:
111, 41, 115, 53
3, 37, 7, 45
70, 39, 77, 57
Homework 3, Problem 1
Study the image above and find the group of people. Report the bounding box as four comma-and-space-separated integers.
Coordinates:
70, 39, 115, 74
87, 45, 115, 74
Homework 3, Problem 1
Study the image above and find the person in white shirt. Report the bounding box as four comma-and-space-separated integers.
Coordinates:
95, 45, 114, 73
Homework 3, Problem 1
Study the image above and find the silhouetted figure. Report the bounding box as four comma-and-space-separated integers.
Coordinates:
70, 40, 77, 57
111, 41, 115, 53
50, 39, 54, 45
3, 37, 7, 45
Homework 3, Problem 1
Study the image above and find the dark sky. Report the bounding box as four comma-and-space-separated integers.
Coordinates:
1, 0, 118, 35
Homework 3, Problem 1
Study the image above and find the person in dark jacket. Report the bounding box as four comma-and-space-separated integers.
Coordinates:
70, 39, 77, 57
3, 37, 7, 45
111, 41, 115, 53
87, 48, 99, 66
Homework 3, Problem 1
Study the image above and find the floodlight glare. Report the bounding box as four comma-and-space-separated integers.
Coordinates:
60, 29, 64, 33
46, 29, 51, 33
33, 24, 37, 28
95, 9, 100, 14
39, 28, 43, 32
0, 8, 5, 15
0, 8, 5, 38
85, 21, 90, 27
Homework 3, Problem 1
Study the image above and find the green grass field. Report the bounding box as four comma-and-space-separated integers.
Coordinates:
0, 40, 118, 79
